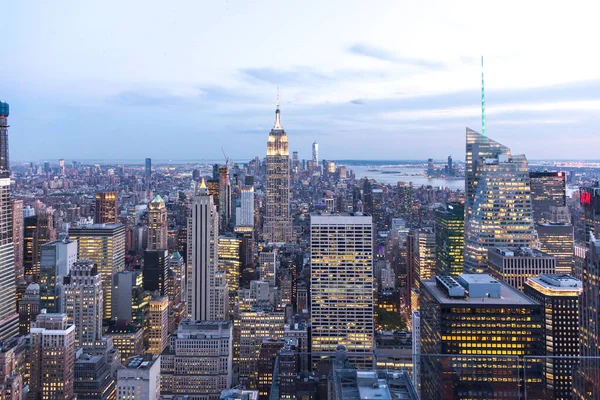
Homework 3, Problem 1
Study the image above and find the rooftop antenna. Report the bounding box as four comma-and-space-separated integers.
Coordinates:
277, 86, 280, 109
481, 56, 486, 136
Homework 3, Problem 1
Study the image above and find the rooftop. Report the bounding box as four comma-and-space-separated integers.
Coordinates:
125, 354, 159, 369
423, 275, 539, 306
526, 274, 583, 296
492, 247, 551, 258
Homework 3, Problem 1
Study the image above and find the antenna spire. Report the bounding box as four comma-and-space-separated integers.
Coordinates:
481, 56, 486, 137
273, 87, 283, 130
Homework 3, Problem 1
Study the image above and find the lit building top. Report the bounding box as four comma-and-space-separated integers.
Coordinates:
526, 274, 582, 297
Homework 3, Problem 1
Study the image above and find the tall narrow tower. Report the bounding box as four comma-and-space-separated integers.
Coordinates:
481, 56, 486, 137
187, 179, 225, 321
312, 141, 318, 165
0, 101, 18, 341
147, 195, 168, 250
264, 97, 292, 243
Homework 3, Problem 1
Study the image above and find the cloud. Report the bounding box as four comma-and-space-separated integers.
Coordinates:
112, 89, 199, 107
381, 100, 600, 122
350, 98, 366, 105
241, 67, 330, 85
347, 43, 446, 70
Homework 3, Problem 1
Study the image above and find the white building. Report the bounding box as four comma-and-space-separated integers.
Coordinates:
160, 320, 232, 398
236, 185, 255, 228
187, 179, 226, 321
411, 310, 421, 398
64, 260, 103, 349
117, 355, 161, 400
310, 214, 374, 368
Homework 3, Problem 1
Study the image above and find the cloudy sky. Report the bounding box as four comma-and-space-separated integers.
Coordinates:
3, 1, 600, 162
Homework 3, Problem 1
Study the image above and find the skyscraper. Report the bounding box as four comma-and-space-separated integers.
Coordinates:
529, 171, 566, 223
18, 283, 40, 335
575, 233, 600, 399
580, 185, 600, 243
218, 234, 241, 318
29, 312, 76, 400
312, 140, 318, 165
145, 158, 151, 181
11, 199, 23, 286
39, 238, 78, 313
95, 192, 118, 224
143, 249, 169, 297
69, 223, 126, 320
147, 195, 167, 250
64, 260, 103, 348
524, 274, 582, 399
187, 179, 225, 321
434, 202, 464, 278
147, 295, 169, 355
488, 247, 556, 291
236, 185, 255, 227
420, 274, 543, 400
23, 210, 56, 282
160, 320, 233, 398
464, 128, 537, 272
0, 101, 18, 342
219, 166, 232, 232
310, 214, 374, 368
264, 102, 292, 243
537, 222, 575, 274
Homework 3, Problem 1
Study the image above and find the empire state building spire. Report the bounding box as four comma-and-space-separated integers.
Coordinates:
273, 87, 282, 130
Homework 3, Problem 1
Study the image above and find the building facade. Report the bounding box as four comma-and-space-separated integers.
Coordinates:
264, 103, 292, 243
160, 320, 232, 398
147, 195, 168, 250
94, 192, 118, 224
464, 128, 537, 272
0, 101, 18, 341
529, 171, 566, 223
524, 274, 582, 399
434, 202, 464, 278
310, 214, 374, 368
488, 247, 556, 291
69, 224, 126, 320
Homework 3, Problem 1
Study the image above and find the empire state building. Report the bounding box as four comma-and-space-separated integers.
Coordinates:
264, 102, 292, 243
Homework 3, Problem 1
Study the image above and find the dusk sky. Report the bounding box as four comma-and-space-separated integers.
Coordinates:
3, 1, 600, 162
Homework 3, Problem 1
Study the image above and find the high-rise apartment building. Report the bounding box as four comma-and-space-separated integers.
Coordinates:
218, 234, 241, 317
106, 324, 144, 363
537, 223, 575, 274
264, 103, 292, 243
117, 355, 160, 400
64, 260, 103, 349
310, 214, 374, 368
529, 171, 566, 223
143, 249, 169, 297
236, 185, 255, 227
0, 101, 18, 342
39, 238, 78, 313
435, 202, 464, 278
420, 274, 543, 400
11, 199, 23, 285
160, 320, 232, 398
488, 247, 556, 291
69, 223, 126, 320
187, 179, 227, 321
524, 274, 582, 399
312, 140, 318, 165
464, 128, 537, 272
147, 195, 167, 250
29, 312, 76, 400
95, 192, 118, 224
148, 296, 169, 355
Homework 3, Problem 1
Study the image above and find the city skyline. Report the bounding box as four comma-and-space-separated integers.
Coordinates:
4, 1, 600, 161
